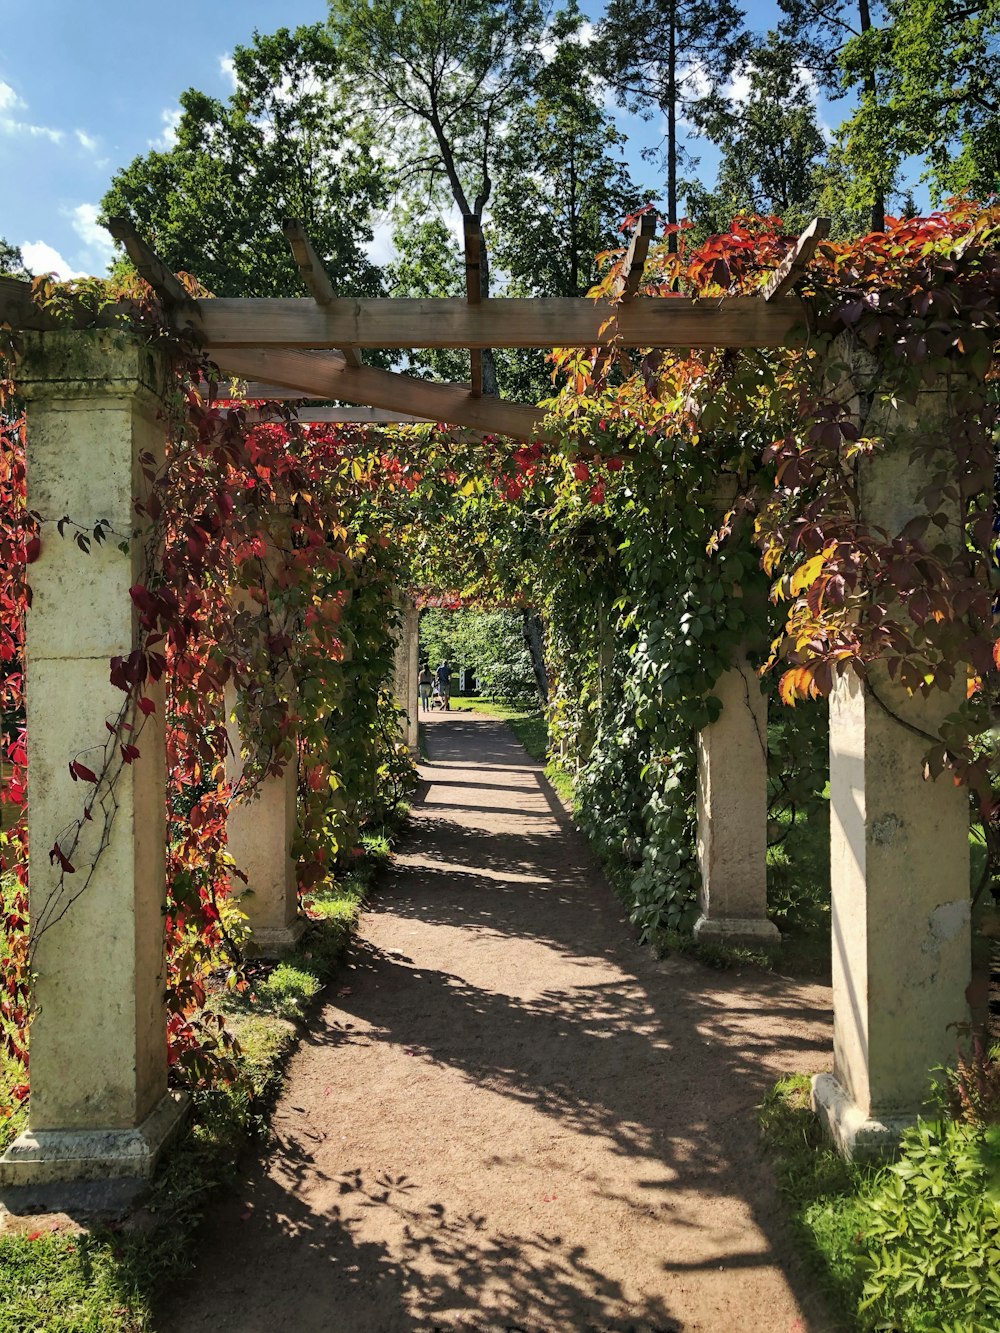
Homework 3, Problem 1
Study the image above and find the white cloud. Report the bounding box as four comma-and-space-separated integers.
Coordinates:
219, 54, 237, 90
74, 128, 100, 153
69, 202, 115, 268
0, 78, 63, 143
727, 71, 752, 105
21, 241, 85, 280
0, 81, 22, 113
150, 105, 181, 151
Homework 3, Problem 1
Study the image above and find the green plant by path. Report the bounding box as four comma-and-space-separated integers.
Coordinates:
761, 1074, 1000, 1332
0, 825, 399, 1333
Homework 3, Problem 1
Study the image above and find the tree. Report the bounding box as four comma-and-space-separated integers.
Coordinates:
839, 0, 1000, 203
101, 26, 385, 298
777, 0, 890, 230
492, 19, 644, 298
384, 207, 468, 386
490, 17, 645, 398
0, 240, 29, 279
685, 36, 829, 238
327, 0, 550, 395
595, 0, 748, 242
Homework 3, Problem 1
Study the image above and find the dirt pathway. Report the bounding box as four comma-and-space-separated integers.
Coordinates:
162, 712, 834, 1333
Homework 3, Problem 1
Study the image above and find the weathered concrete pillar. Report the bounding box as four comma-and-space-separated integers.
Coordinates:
224, 686, 304, 957
393, 595, 419, 750
0, 330, 185, 1190
694, 654, 779, 948
813, 382, 970, 1157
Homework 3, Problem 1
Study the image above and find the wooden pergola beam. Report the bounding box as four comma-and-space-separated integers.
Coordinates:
219, 381, 437, 422
762, 217, 831, 301
282, 218, 361, 369
464, 214, 484, 397
211, 347, 544, 438
222, 406, 442, 424
621, 213, 658, 301
197, 293, 806, 351
106, 217, 194, 310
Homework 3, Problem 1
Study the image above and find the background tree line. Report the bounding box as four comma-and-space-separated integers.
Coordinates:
3, 0, 994, 394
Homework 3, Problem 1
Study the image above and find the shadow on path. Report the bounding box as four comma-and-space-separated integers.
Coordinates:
158, 713, 835, 1333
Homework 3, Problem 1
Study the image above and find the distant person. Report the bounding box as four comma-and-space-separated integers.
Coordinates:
418, 662, 433, 712
436, 660, 452, 711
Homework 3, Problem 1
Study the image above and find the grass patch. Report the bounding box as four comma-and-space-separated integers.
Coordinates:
0, 822, 400, 1332
758, 1075, 868, 1329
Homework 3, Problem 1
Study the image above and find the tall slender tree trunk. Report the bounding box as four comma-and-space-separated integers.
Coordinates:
857, 0, 885, 233
478, 219, 499, 396
568, 137, 579, 292
666, 1, 678, 252
522, 610, 548, 706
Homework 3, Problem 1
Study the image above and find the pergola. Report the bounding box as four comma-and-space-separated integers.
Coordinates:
1, 213, 823, 434
0, 213, 973, 1203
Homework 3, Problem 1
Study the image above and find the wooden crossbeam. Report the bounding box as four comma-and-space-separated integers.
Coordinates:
762, 217, 831, 301
282, 218, 361, 369
222, 405, 439, 424
464, 215, 484, 397
211, 347, 544, 438
621, 213, 658, 301
197, 294, 805, 351
219, 381, 436, 422
106, 217, 196, 310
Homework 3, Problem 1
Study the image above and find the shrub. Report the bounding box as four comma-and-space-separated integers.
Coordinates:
856, 1119, 1000, 1332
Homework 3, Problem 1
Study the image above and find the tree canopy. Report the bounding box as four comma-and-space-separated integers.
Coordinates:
102, 25, 385, 298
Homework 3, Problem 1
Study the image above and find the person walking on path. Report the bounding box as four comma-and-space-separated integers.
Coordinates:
435, 659, 452, 711
418, 662, 433, 712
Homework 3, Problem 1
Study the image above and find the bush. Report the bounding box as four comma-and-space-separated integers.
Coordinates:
856, 1119, 1000, 1331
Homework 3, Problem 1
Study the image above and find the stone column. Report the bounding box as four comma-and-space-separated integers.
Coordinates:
224, 689, 305, 958
393, 595, 419, 750
812, 382, 970, 1157
0, 330, 185, 1191
693, 654, 779, 948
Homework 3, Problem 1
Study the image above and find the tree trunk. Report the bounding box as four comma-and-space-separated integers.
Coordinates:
666, 0, 678, 252
478, 217, 500, 397
857, 0, 885, 233
521, 610, 548, 706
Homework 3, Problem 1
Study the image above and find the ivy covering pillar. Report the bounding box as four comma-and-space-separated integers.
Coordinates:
812, 382, 971, 1158
693, 655, 779, 948
0, 330, 185, 1190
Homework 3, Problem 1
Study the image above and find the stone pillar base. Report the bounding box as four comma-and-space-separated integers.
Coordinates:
811, 1073, 911, 1161
244, 916, 308, 959
693, 914, 780, 950
0, 1091, 188, 1188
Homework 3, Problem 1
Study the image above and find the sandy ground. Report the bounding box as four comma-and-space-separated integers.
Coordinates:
160, 712, 835, 1333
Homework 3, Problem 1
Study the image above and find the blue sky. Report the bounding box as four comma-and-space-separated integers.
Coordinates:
0, 0, 852, 280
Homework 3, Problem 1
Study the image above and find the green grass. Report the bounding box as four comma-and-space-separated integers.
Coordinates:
0, 824, 400, 1333
449, 695, 576, 805
758, 1074, 869, 1330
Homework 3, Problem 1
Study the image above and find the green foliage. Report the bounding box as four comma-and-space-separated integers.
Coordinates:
762, 1076, 1000, 1332
0, 239, 29, 280
856, 1120, 1000, 1330
102, 26, 385, 297
420, 609, 537, 703
685, 35, 829, 237
840, 0, 1000, 205
758, 1075, 868, 1323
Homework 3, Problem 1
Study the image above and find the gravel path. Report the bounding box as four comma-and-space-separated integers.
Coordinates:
161, 711, 835, 1332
